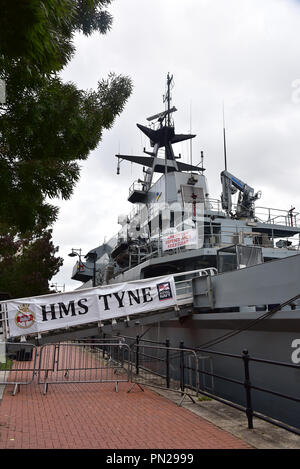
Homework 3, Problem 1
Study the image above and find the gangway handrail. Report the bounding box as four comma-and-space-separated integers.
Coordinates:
174, 267, 217, 303
173, 267, 217, 279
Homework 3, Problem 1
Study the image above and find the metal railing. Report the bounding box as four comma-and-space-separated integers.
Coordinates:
127, 343, 200, 405
173, 268, 217, 303
1, 336, 300, 435
207, 198, 300, 228
255, 206, 300, 228
203, 230, 300, 250
128, 180, 148, 197
192, 347, 300, 435
111, 335, 300, 435
38, 342, 131, 394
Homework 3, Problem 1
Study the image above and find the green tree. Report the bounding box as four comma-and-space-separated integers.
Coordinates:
0, 73, 132, 232
0, 0, 132, 296
0, 228, 63, 298
0, 0, 133, 233
0, 0, 114, 74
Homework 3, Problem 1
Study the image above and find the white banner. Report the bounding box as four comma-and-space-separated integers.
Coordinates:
162, 229, 198, 251
5, 276, 177, 338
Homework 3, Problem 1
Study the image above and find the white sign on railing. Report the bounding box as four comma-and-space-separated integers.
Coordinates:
4, 276, 177, 339
162, 229, 198, 251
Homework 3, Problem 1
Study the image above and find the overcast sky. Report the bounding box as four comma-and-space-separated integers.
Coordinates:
50, 0, 300, 292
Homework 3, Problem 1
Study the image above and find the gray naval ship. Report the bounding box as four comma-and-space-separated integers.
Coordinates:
71, 74, 300, 430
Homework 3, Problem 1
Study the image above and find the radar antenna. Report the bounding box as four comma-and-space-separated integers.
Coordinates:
222, 102, 228, 171
163, 73, 174, 127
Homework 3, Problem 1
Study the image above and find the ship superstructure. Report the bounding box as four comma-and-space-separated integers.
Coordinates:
71, 74, 300, 287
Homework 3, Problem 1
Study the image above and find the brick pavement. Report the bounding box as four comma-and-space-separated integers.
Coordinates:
0, 380, 252, 449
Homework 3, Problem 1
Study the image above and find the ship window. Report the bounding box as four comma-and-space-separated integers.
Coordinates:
217, 245, 263, 273
218, 251, 237, 273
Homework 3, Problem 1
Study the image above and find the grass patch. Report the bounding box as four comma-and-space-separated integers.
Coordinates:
0, 359, 13, 370
198, 395, 212, 402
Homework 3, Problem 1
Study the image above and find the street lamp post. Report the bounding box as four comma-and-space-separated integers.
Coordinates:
68, 248, 97, 287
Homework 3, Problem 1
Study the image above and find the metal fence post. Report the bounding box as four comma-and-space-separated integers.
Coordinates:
242, 349, 254, 429
165, 339, 170, 388
102, 334, 106, 359
136, 335, 140, 375
180, 341, 185, 394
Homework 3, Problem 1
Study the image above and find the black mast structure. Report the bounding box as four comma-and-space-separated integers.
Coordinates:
116, 74, 204, 202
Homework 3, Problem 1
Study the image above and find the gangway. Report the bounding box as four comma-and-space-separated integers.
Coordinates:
0, 268, 216, 345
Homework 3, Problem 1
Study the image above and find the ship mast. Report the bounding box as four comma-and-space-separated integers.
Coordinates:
163, 73, 174, 203
164, 72, 173, 128
115, 75, 205, 205
222, 102, 228, 171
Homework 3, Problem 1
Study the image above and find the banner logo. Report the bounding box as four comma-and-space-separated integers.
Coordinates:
157, 282, 173, 301
15, 304, 35, 329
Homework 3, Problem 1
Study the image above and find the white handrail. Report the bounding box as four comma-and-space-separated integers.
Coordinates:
173, 267, 217, 279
